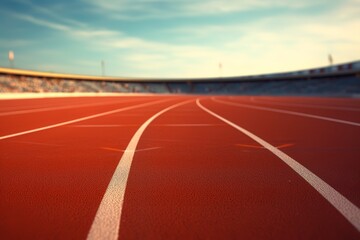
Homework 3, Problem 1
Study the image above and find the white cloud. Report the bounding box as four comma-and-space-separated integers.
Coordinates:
14, 0, 87, 27
11, 12, 71, 31
333, 0, 360, 20
84, 0, 331, 20
126, 53, 167, 62
155, 0, 360, 77
182, 0, 309, 15
9, 11, 120, 41
5, 0, 359, 78
71, 30, 119, 38
10, 6, 360, 78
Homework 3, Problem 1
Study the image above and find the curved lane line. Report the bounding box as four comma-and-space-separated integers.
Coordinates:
250, 98, 360, 112
0, 98, 171, 140
0, 98, 145, 116
197, 99, 360, 232
212, 97, 360, 127
87, 99, 193, 240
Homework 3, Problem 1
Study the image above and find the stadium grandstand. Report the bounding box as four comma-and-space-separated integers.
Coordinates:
1, 60, 359, 96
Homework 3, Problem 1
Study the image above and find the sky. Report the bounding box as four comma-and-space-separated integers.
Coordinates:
0, 0, 359, 78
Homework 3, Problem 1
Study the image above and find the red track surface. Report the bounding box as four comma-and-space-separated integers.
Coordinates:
0, 95, 359, 239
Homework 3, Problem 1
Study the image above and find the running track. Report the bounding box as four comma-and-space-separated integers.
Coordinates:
0, 95, 359, 239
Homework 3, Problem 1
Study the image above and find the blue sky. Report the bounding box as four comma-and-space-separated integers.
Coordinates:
0, 0, 359, 78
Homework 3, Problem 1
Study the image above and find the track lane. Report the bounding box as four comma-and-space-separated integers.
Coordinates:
87, 99, 194, 240
1, 95, 359, 239
0, 97, 142, 113
0, 97, 151, 116
254, 96, 360, 109
0, 97, 169, 137
0, 96, 186, 239
118, 100, 359, 239
249, 97, 360, 112
215, 97, 360, 125
205, 97, 360, 207
198, 99, 360, 231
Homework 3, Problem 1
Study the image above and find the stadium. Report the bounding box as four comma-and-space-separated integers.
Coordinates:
1, 60, 360, 95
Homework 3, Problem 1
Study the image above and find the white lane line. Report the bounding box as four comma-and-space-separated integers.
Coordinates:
258, 96, 360, 109
123, 146, 162, 153
87, 99, 193, 240
0, 92, 153, 100
250, 98, 360, 112
101, 146, 162, 153
212, 98, 360, 127
0, 99, 171, 140
0, 98, 144, 116
156, 123, 219, 127
70, 125, 129, 128
197, 99, 360, 232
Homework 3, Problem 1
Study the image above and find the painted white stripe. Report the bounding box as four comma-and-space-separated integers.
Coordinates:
71, 125, 128, 128
87, 99, 192, 240
212, 98, 360, 127
101, 146, 161, 153
197, 99, 360, 231
158, 124, 218, 127
250, 98, 360, 112
0, 99, 171, 140
123, 146, 162, 153
0, 92, 153, 100
0, 98, 143, 116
